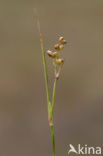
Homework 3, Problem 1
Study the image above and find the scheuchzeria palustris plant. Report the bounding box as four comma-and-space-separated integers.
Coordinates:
37, 16, 67, 156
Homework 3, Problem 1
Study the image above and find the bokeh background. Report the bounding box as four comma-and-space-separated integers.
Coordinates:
0, 0, 103, 156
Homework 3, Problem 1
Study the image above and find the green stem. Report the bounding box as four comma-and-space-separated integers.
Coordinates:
40, 36, 50, 106
40, 36, 56, 156
51, 66, 57, 115
50, 68, 57, 156
52, 79, 57, 115
50, 124, 56, 156
38, 19, 56, 156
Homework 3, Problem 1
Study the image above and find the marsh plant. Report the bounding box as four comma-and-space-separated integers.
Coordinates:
37, 16, 67, 156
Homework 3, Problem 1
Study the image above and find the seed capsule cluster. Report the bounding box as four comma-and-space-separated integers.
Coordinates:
46, 50, 59, 58
46, 36, 67, 79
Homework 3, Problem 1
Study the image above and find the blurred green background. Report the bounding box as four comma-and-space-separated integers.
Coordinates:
0, 0, 103, 156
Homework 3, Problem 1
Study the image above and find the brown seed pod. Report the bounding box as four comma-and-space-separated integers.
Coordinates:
54, 44, 60, 50
54, 43, 64, 51
59, 37, 64, 42
59, 44, 64, 50
59, 36, 67, 44
55, 58, 64, 65
62, 40, 67, 44
46, 50, 59, 58
46, 50, 53, 57
52, 52, 59, 58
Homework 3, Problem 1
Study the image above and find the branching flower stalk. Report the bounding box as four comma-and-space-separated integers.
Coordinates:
37, 16, 67, 156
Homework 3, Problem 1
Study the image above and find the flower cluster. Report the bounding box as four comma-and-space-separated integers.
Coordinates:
46, 36, 67, 79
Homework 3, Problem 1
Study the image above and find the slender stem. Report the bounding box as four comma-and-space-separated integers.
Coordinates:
50, 124, 56, 156
39, 33, 56, 156
50, 68, 57, 156
51, 68, 57, 115
40, 36, 50, 105
40, 36, 56, 156
37, 15, 56, 156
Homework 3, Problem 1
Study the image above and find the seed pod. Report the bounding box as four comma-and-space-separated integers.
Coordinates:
54, 44, 60, 50
54, 43, 64, 51
56, 58, 64, 65
62, 40, 67, 44
59, 37, 64, 42
59, 36, 67, 44
46, 50, 59, 58
59, 44, 64, 50
52, 52, 59, 58
46, 50, 53, 57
